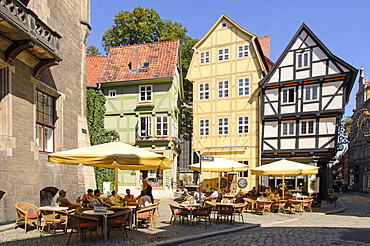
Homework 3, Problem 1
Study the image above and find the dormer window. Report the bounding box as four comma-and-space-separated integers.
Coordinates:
142, 62, 150, 68
221, 22, 227, 28
297, 51, 310, 69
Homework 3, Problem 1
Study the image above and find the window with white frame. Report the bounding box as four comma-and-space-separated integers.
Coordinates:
304, 86, 318, 101
200, 51, 210, 64
238, 45, 249, 58
108, 90, 116, 98
218, 48, 229, 61
218, 80, 229, 98
297, 51, 310, 69
139, 116, 151, 137
221, 22, 227, 28
238, 78, 250, 96
301, 120, 315, 135
282, 88, 295, 103
139, 85, 152, 102
218, 118, 229, 135
199, 119, 210, 136
156, 116, 168, 136
238, 116, 249, 134
36, 91, 55, 153
199, 83, 210, 100
282, 121, 295, 135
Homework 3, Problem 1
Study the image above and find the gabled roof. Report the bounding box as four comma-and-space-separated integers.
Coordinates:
99, 40, 180, 83
86, 56, 107, 88
192, 14, 271, 75
259, 23, 358, 102
194, 14, 257, 50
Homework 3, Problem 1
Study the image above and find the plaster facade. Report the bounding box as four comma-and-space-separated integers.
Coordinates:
0, 0, 95, 222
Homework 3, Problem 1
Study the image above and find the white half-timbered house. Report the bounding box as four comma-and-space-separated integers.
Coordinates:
259, 23, 357, 196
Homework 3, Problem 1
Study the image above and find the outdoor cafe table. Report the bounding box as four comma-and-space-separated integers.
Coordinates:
223, 194, 236, 201
179, 203, 202, 225
287, 200, 305, 213
82, 210, 114, 241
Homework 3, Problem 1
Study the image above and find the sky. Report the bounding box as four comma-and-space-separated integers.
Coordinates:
88, 0, 370, 117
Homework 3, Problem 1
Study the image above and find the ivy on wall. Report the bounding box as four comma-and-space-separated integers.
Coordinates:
86, 88, 120, 191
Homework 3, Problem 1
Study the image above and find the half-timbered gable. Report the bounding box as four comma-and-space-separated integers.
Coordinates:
260, 23, 357, 160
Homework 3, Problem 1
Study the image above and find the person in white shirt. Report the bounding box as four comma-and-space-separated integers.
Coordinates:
138, 190, 152, 207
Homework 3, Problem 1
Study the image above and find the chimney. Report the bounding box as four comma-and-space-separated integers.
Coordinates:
131, 48, 139, 71
258, 36, 270, 58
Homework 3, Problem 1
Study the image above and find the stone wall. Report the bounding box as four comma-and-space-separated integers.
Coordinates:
0, 0, 95, 223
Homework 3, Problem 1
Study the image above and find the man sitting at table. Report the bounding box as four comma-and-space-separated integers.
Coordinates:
138, 190, 152, 207
56, 190, 81, 209
91, 189, 111, 207
82, 189, 94, 207
109, 190, 123, 205
203, 183, 211, 192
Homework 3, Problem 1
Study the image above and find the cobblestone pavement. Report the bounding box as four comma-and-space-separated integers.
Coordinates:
180, 192, 370, 246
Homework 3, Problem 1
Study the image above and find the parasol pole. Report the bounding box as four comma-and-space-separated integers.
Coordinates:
282, 175, 285, 198
114, 160, 119, 203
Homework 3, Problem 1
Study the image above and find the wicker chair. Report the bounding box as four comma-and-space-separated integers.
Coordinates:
216, 204, 234, 223
107, 210, 130, 238
256, 200, 273, 215
234, 203, 246, 223
13, 202, 39, 233
192, 206, 212, 228
169, 204, 189, 226
66, 214, 99, 244
302, 199, 313, 212
135, 204, 156, 230
39, 209, 72, 235
153, 199, 161, 216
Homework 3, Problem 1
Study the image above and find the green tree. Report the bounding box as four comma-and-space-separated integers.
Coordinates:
101, 7, 197, 140
86, 45, 102, 56
86, 88, 120, 191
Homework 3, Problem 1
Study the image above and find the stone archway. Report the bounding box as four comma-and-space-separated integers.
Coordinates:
40, 187, 59, 207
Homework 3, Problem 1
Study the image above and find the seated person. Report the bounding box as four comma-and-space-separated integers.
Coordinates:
283, 187, 292, 199
82, 189, 94, 206
209, 188, 222, 202
269, 189, 281, 200
193, 187, 205, 204
56, 190, 81, 209
246, 187, 257, 199
264, 186, 272, 197
91, 189, 111, 207
125, 189, 135, 201
138, 190, 152, 207
235, 191, 244, 203
181, 186, 189, 200
109, 190, 123, 205
202, 183, 211, 192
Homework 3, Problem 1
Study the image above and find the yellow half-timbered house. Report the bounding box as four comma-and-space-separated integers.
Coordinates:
187, 14, 272, 190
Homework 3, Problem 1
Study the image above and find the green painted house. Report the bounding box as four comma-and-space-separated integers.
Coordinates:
86, 40, 183, 198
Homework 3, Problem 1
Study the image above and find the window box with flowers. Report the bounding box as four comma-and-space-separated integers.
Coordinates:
137, 102, 154, 107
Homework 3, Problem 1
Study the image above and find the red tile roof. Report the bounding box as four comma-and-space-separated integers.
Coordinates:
99, 40, 179, 83
86, 56, 106, 87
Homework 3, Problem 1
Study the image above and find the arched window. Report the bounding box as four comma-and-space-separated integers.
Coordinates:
40, 187, 58, 207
